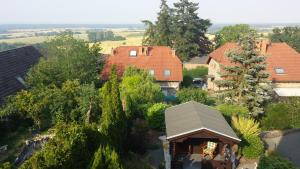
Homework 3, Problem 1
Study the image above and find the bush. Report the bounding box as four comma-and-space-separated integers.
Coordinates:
177, 88, 215, 105
232, 116, 260, 137
183, 66, 208, 78
262, 103, 291, 130
127, 119, 149, 154
0, 162, 13, 169
146, 103, 169, 131
20, 124, 102, 169
241, 135, 264, 159
258, 154, 298, 169
217, 104, 249, 122
232, 116, 264, 159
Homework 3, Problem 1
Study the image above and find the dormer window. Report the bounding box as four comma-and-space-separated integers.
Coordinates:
275, 68, 285, 74
129, 50, 137, 57
149, 69, 155, 76
164, 69, 171, 77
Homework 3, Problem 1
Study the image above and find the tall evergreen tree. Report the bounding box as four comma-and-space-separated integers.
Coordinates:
142, 20, 157, 46
100, 66, 127, 153
215, 31, 271, 116
172, 0, 211, 61
90, 146, 123, 169
155, 0, 172, 46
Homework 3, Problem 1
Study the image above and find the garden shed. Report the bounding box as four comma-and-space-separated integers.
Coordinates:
165, 101, 241, 169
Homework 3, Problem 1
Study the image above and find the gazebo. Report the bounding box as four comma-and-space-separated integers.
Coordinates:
165, 101, 241, 169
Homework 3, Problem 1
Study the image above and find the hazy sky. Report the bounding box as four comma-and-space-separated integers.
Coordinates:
1, 0, 300, 24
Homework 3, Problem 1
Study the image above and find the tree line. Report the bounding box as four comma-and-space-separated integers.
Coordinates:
87, 30, 126, 42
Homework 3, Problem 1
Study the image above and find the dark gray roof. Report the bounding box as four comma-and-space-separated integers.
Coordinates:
185, 56, 209, 64
165, 101, 240, 141
0, 46, 41, 104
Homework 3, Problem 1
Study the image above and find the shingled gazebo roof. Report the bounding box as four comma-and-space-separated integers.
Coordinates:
0, 46, 41, 104
165, 101, 240, 142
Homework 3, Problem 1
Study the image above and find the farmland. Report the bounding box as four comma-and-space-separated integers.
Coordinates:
0, 28, 144, 54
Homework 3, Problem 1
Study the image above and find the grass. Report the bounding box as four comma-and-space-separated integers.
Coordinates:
0, 127, 32, 163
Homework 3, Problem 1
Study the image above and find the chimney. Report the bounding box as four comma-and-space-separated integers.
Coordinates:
171, 49, 176, 57
258, 39, 271, 55
139, 46, 143, 55
139, 46, 149, 56
111, 48, 116, 55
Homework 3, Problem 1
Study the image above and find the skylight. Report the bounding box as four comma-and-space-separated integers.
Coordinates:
275, 68, 285, 74
164, 69, 171, 77
149, 69, 155, 76
129, 50, 137, 57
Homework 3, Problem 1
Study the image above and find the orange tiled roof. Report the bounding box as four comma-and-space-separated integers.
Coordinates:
207, 42, 300, 82
101, 46, 183, 82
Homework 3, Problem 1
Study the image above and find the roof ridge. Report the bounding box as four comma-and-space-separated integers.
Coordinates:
0, 45, 34, 54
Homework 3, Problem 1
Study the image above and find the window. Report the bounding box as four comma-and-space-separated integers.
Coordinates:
149, 69, 155, 76
164, 69, 171, 77
275, 68, 285, 74
129, 50, 137, 57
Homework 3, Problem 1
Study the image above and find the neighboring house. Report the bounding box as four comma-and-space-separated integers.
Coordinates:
183, 55, 209, 70
206, 40, 300, 96
0, 46, 41, 104
164, 101, 240, 169
101, 46, 183, 96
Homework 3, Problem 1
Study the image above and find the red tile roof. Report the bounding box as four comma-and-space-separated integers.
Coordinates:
207, 42, 300, 82
101, 46, 183, 82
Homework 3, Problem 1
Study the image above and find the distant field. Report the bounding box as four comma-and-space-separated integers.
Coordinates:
0, 29, 144, 54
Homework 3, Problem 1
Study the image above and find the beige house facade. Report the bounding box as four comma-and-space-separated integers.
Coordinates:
206, 41, 300, 96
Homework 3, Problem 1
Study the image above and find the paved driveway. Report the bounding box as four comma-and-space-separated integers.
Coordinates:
263, 131, 300, 167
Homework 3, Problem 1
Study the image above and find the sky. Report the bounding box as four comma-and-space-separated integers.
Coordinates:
1, 0, 300, 24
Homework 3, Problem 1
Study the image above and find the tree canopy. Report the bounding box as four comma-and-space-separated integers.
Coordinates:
120, 67, 164, 119
142, 0, 211, 61
214, 24, 256, 47
270, 26, 300, 53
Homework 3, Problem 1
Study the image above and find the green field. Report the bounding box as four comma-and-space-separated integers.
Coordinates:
0, 29, 144, 54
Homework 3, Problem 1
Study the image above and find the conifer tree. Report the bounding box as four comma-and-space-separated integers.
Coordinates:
216, 31, 271, 116
100, 66, 127, 153
155, 0, 172, 46
142, 20, 157, 46
90, 146, 123, 169
172, 0, 211, 61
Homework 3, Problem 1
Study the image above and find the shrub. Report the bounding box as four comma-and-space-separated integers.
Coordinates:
241, 135, 264, 159
127, 119, 149, 154
120, 67, 164, 118
232, 116, 264, 159
258, 154, 298, 169
262, 103, 291, 130
183, 66, 208, 78
232, 116, 260, 137
176, 88, 215, 105
0, 162, 13, 169
217, 104, 249, 122
146, 103, 169, 131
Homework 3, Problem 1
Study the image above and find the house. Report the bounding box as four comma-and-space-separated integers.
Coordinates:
164, 101, 240, 169
101, 46, 183, 96
0, 46, 41, 104
206, 40, 300, 96
183, 55, 209, 70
